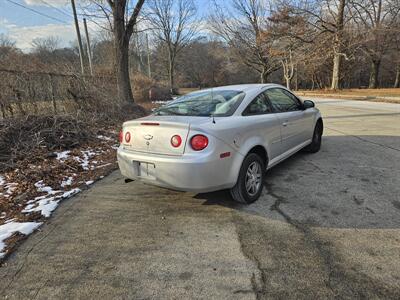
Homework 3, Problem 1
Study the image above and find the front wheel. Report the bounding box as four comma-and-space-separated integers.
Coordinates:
230, 153, 265, 204
304, 121, 323, 153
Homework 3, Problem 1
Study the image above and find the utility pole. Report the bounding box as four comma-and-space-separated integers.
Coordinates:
146, 33, 151, 78
136, 30, 142, 73
71, 0, 85, 75
83, 18, 93, 76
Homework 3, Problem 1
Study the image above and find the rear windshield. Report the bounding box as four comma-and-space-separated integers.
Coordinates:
154, 90, 245, 117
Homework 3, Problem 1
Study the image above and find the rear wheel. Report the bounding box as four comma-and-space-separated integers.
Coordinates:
304, 121, 322, 153
230, 153, 265, 204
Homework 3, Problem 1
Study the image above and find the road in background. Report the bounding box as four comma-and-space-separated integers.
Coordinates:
1, 98, 399, 299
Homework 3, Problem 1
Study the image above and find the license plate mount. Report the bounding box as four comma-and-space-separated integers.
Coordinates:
133, 161, 156, 180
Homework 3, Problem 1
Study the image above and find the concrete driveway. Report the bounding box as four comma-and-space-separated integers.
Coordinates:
1, 98, 399, 299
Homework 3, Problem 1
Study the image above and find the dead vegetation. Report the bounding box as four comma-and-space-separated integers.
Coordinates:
0, 67, 149, 261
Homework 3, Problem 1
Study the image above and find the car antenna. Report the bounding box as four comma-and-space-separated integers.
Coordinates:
211, 88, 216, 124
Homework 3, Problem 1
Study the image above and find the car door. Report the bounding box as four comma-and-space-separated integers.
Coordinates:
265, 88, 312, 153
241, 91, 282, 160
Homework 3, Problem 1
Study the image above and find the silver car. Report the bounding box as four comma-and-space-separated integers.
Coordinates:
117, 84, 323, 203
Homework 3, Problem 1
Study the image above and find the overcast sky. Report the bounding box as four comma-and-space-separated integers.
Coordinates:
0, 0, 210, 51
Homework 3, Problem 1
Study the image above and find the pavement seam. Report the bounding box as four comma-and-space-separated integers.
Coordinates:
265, 181, 400, 299
231, 212, 265, 300
265, 181, 337, 297
325, 126, 400, 152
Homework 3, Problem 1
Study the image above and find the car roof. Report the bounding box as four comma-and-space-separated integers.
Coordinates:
198, 83, 284, 93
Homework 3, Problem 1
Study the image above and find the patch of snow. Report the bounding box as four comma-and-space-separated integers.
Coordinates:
0, 176, 4, 186
74, 150, 97, 170
97, 135, 113, 141
23, 197, 59, 218
55, 150, 71, 161
23, 188, 81, 218
61, 176, 74, 187
2, 183, 17, 197
34, 181, 60, 195
95, 163, 112, 169
0, 222, 42, 258
61, 188, 81, 198
85, 180, 94, 185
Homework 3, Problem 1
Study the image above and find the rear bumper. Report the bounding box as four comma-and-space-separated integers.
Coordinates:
117, 147, 243, 193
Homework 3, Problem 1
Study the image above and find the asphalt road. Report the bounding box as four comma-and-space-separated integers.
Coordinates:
1, 98, 400, 299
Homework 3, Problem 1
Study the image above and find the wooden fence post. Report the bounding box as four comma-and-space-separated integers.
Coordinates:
49, 74, 57, 114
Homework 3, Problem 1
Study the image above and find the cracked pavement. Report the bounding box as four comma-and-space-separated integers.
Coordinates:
0, 98, 399, 299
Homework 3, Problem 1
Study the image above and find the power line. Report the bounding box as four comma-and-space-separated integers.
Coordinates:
5, 0, 68, 24
38, 0, 73, 18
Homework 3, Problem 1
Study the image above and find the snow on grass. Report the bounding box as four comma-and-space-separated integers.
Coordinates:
74, 150, 97, 170
95, 163, 112, 169
61, 176, 74, 188
35, 180, 60, 195
23, 188, 81, 218
0, 176, 4, 186
21, 180, 81, 218
0, 222, 42, 258
1, 183, 18, 198
97, 135, 113, 141
61, 188, 81, 198
85, 180, 94, 185
55, 150, 71, 161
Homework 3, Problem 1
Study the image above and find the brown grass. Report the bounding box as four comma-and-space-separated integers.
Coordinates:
178, 87, 200, 95
297, 88, 400, 103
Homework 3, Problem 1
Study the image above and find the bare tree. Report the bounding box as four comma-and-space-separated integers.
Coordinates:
331, 0, 347, 89
0, 34, 17, 59
210, 0, 280, 83
285, 0, 352, 90
349, 0, 400, 88
110, 0, 145, 102
31, 36, 61, 53
147, 0, 197, 93
85, 0, 145, 102
281, 49, 295, 89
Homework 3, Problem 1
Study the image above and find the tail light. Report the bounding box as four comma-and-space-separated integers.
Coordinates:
171, 135, 182, 148
125, 131, 131, 143
119, 130, 123, 143
190, 135, 208, 151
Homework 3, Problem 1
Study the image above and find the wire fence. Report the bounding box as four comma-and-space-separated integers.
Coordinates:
0, 69, 118, 119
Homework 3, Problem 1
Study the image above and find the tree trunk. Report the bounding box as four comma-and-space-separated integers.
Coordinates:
394, 64, 400, 88
168, 53, 176, 94
285, 77, 291, 89
260, 66, 268, 84
331, 0, 346, 90
331, 53, 341, 90
369, 59, 381, 89
113, 2, 135, 103
115, 37, 134, 102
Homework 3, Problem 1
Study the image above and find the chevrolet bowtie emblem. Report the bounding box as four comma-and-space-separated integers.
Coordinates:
143, 134, 153, 140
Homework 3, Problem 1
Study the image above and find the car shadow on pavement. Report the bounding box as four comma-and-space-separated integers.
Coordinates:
195, 135, 400, 229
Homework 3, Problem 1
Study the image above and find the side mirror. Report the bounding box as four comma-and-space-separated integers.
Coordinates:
303, 100, 315, 109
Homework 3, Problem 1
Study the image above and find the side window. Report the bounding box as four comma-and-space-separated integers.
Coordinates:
265, 88, 302, 112
243, 92, 273, 115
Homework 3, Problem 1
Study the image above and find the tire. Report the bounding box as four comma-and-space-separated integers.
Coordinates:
304, 121, 323, 153
230, 153, 265, 204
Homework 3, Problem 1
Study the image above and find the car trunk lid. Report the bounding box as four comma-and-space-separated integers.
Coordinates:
122, 119, 191, 156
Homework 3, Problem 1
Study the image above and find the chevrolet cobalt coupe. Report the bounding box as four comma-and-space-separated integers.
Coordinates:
118, 84, 323, 203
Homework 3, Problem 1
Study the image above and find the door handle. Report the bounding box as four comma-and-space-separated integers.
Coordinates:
282, 121, 288, 127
